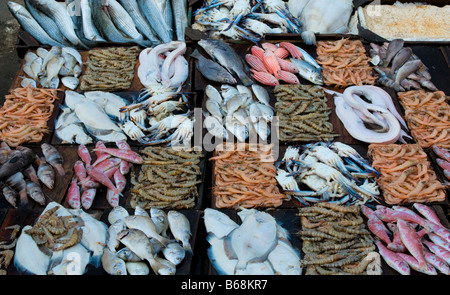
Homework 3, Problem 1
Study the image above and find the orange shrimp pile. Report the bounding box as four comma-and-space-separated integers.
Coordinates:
210, 143, 287, 209
368, 143, 446, 205
316, 38, 376, 87
398, 90, 450, 149
0, 86, 59, 147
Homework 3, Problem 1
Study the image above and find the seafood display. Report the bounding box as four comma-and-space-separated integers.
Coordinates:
8, 0, 188, 48
369, 204, 450, 275
246, 42, 323, 86
397, 90, 450, 149
205, 208, 301, 275
210, 143, 286, 209
276, 142, 380, 206
55, 91, 129, 144
0, 86, 59, 147
80, 46, 140, 91
0, 225, 21, 275
328, 85, 410, 144
273, 84, 336, 142
203, 84, 273, 142
130, 147, 203, 210
298, 202, 381, 275
21, 46, 82, 90
368, 143, 446, 205
369, 39, 438, 92
193, 0, 302, 42
316, 38, 377, 87
104, 206, 191, 275
14, 202, 108, 274
433, 145, 450, 181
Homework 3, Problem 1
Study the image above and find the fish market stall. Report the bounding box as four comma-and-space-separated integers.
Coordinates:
0, 0, 450, 279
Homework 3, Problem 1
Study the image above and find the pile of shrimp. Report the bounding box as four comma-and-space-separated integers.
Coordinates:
397, 90, 450, 149
316, 38, 376, 87
368, 143, 446, 205
0, 86, 59, 147
210, 143, 287, 209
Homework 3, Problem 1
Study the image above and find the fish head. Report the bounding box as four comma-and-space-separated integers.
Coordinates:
7, 1, 23, 14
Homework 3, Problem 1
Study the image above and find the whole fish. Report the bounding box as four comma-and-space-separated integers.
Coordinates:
119, 160, 130, 176
374, 205, 428, 227
41, 143, 65, 176
203, 208, 239, 239
6, 172, 28, 207
171, 0, 188, 41
394, 60, 423, 86
124, 215, 171, 246
14, 225, 51, 275
251, 84, 271, 107
424, 251, 450, 275
108, 206, 129, 225
118, 0, 161, 45
168, 211, 192, 252
81, 188, 96, 210
106, 220, 126, 253
61, 77, 79, 90
84, 91, 128, 121
396, 253, 437, 275
423, 240, 450, 264
134, 206, 150, 218
389, 47, 412, 76
23, 165, 39, 184
117, 228, 167, 275
7, 1, 64, 47
427, 232, 450, 252
56, 124, 93, 145
66, 177, 81, 209
290, 58, 323, 85
154, 256, 176, 275
2, 186, 18, 208
116, 247, 141, 262
0, 148, 35, 181
191, 49, 237, 85
383, 39, 404, 67
85, 164, 121, 195
37, 160, 55, 190
198, 39, 253, 87
74, 160, 86, 183
138, 0, 172, 43
113, 170, 126, 193
413, 203, 443, 227
267, 240, 302, 275
432, 145, 450, 162
375, 240, 410, 275
79, 0, 106, 42
126, 261, 150, 275
102, 248, 127, 275
106, 188, 120, 208
162, 242, 185, 266
32, 0, 87, 48
92, 148, 143, 164
150, 207, 169, 237
26, 180, 46, 206
78, 144, 91, 165
361, 205, 391, 245
397, 219, 427, 270
386, 223, 407, 253
93, 158, 121, 173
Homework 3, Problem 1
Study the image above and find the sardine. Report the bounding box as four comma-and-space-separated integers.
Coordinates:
41, 143, 65, 176
7, 1, 65, 47
168, 211, 192, 252
26, 180, 46, 206
124, 215, 171, 247
126, 261, 150, 275
290, 58, 323, 85
32, 0, 87, 48
138, 0, 172, 43
14, 225, 51, 275
102, 248, 127, 275
191, 49, 237, 85
150, 207, 169, 237
198, 39, 253, 86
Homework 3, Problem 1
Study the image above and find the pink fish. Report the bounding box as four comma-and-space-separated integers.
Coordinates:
375, 240, 410, 275
81, 188, 97, 210
276, 57, 299, 74
424, 251, 450, 275
279, 42, 303, 60
278, 70, 300, 84
106, 188, 119, 207
85, 164, 121, 195
432, 145, 450, 162
413, 203, 444, 227
93, 158, 121, 173
116, 141, 131, 150
423, 240, 450, 264
396, 253, 437, 275
386, 223, 407, 252
92, 148, 143, 164
114, 169, 126, 193
78, 144, 91, 165
397, 219, 427, 270
436, 158, 450, 171
245, 54, 269, 73
74, 160, 87, 182
375, 206, 428, 227
423, 220, 450, 244
95, 141, 107, 157
251, 46, 265, 61
80, 176, 100, 189
427, 232, 450, 252
119, 160, 130, 175
92, 153, 111, 167
273, 47, 290, 59
262, 50, 281, 78
261, 42, 278, 52
251, 69, 279, 86
361, 205, 391, 245
67, 178, 81, 209
104, 166, 118, 180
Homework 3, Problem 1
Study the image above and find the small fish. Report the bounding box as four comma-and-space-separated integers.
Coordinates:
37, 160, 55, 190
92, 148, 143, 164
116, 247, 141, 262
26, 180, 46, 206
290, 58, 323, 85
375, 240, 410, 275
383, 39, 405, 67
0, 148, 35, 181
162, 242, 186, 266
93, 158, 121, 173
61, 77, 79, 90
361, 205, 391, 245
74, 160, 87, 183
423, 240, 450, 264
154, 256, 176, 275
413, 203, 444, 227
124, 215, 171, 247
436, 158, 450, 172
78, 144, 91, 165
101, 248, 127, 275
6, 173, 28, 207
150, 207, 169, 237
191, 49, 237, 85
135, 206, 150, 218
2, 186, 17, 208
113, 169, 127, 193
23, 165, 39, 184
126, 261, 150, 275
66, 178, 80, 209
397, 219, 427, 270
386, 223, 407, 253
424, 251, 450, 275
251, 84, 271, 107
81, 188, 96, 210
396, 252, 437, 275
427, 232, 450, 252
85, 164, 120, 195
41, 143, 65, 176
108, 206, 129, 224
106, 188, 120, 208
106, 221, 126, 253
168, 211, 192, 252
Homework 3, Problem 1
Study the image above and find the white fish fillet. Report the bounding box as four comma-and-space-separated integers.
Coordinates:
74, 99, 122, 132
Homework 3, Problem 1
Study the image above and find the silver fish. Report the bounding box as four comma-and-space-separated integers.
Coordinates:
26, 180, 46, 206
290, 58, 323, 85
199, 39, 253, 86
251, 84, 271, 106
24, 51, 38, 64
191, 49, 237, 85
61, 77, 79, 90
79, 0, 106, 42
205, 98, 223, 120
234, 261, 275, 275
32, 0, 87, 48
108, 205, 130, 225
383, 39, 404, 67
116, 247, 141, 262
138, 0, 172, 43
394, 60, 423, 86
30, 56, 44, 78
390, 47, 412, 76
150, 207, 169, 237
134, 206, 150, 218
7, 1, 64, 47
42, 57, 64, 88
126, 261, 150, 275
102, 248, 127, 275
106, 221, 126, 253
20, 77, 37, 88
14, 225, 51, 275
205, 85, 223, 105
171, 0, 187, 41
204, 113, 228, 140
168, 211, 192, 252
162, 242, 185, 266
124, 215, 171, 247
225, 117, 249, 142
154, 256, 176, 275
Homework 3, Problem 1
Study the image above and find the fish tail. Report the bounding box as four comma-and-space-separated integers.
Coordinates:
89, 253, 102, 268
237, 72, 254, 87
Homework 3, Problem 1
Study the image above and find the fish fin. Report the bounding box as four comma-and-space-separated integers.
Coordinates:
223, 230, 238, 260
